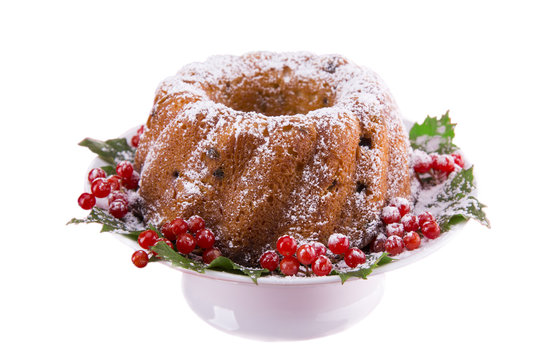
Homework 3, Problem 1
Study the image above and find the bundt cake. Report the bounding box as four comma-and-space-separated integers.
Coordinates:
134, 52, 411, 267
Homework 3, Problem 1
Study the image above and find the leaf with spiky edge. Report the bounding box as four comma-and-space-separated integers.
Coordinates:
334, 253, 393, 284
79, 138, 135, 165
150, 241, 206, 273
428, 167, 491, 231
409, 111, 458, 154
67, 207, 143, 241
100, 165, 117, 176
206, 256, 269, 284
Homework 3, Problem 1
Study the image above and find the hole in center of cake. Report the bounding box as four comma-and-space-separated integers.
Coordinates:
209, 67, 336, 116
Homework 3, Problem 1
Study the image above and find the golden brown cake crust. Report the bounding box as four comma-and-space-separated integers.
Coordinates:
135, 52, 411, 266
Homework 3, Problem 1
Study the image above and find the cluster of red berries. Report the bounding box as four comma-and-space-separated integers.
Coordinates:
413, 151, 464, 175
131, 215, 222, 268
77, 160, 140, 219
130, 125, 144, 148
371, 197, 440, 256
259, 234, 367, 277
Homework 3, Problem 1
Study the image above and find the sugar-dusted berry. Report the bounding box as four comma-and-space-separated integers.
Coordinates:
412, 151, 432, 173
279, 257, 300, 276
138, 229, 159, 250
296, 244, 316, 265
88, 168, 106, 183
403, 231, 421, 250
176, 233, 197, 254
131, 250, 149, 268
327, 233, 350, 255
78, 192, 96, 210
451, 153, 465, 168
187, 215, 205, 234
276, 235, 297, 257
107, 175, 123, 192
203, 248, 222, 264
433, 154, 455, 173
310, 241, 327, 257
344, 247, 366, 268
387, 223, 405, 237
91, 178, 111, 198
371, 233, 387, 252
421, 221, 441, 239
196, 229, 215, 249
401, 214, 419, 232
108, 191, 128, 206
384, 235, 404, 256
312, 255, 333, 276
109, 200, 129, 218
381, 206, 401, 224
418, 211, 435, 226
390, 197, 410, 217
259, 250, 280, 271
123, 171, 140, 190
116, 161, 134, 180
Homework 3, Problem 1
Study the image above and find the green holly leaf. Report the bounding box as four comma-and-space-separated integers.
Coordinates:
425, 167, 491, 231
79, 137, 135, 165
409, 111, 458, 154
207, 257, 269, 284
67, 207, 143, 241
335, 253, 393, 284
150, 241, 206, 273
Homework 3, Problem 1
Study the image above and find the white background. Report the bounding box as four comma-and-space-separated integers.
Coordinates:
1, 0, 539, 359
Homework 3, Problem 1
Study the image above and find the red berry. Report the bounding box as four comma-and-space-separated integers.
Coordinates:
107, 175, 122, 191
327, 233, 350, 255
131, 250, 149, 268
381, 206, 401, 224
259, 250, 279, 271
116, 161, 134, 180
276, 235, 297, 257
312, 255, 333, 276
123, 171, 140, 190
131, 134, 140, 147
88, 168, 107, 183
108, 191, 128, 206
138, 230, 159, 250
137, 125, 145, 135
196, 229, 215, 249
176, 233, 197, 254
418, 211, 435, 226
344, 247, 366, 268
78, 192, 96, 210
161, 219, 188, 241
279, 257, 300, 276
451, 153, 465, 168
203, 248, 222, 264
401, 214, 419, 232
171, 218, 189, 237
187, 215, 205, 234
109, 199, 129, 218
386, 223, 405, 237
421, 221, 441, 239
384, 235, 404, 256
412, 152, 432, 173
310, 242, 327, 257
91, 178, 111, 198
390, 197, 410, 217
403, 232, 421, 251
433, 154, 455, 173
296, 244, 316, 265
371, 234, 387, 252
